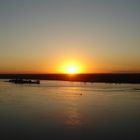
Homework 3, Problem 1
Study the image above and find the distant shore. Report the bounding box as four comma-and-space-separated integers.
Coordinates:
0, 73, 140, 84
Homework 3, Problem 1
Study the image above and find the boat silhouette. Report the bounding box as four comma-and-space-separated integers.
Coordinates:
9, 79, 40, 84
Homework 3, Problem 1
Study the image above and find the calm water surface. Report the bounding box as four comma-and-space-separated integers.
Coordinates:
0, 80, 140, 140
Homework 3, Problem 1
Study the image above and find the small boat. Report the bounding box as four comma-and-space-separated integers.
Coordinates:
9, 79, 40, 84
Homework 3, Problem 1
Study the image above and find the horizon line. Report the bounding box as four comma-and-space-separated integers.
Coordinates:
0, 73, 140, 75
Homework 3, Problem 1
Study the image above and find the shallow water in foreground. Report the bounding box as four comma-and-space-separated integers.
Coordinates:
0, 80, 140, 140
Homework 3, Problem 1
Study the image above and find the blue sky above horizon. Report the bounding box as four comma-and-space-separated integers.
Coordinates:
0, 0, 140, 73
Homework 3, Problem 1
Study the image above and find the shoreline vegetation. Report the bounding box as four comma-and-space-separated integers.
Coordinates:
0, 74, 140, 84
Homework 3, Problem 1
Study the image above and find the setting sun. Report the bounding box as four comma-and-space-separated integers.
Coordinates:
65, 64, 78, 74
60, 62, 84, 74
67, 67, 77, 74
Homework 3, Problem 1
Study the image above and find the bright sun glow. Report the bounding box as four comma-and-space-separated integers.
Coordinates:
59, 61, 84, 74
67, 67, 77, 74
64, 64, 79, 74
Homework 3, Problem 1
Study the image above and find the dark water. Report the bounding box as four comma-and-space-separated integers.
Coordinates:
0, 80, 140, 140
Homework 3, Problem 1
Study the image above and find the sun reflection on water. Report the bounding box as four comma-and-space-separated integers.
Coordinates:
65, 107, 81, 126
61, 87, 83, 127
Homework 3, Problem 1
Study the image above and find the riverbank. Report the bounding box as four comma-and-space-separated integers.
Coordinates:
0, 73, 140, 84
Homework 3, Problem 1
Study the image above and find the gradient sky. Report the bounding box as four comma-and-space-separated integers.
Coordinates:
0, 0, 140, 73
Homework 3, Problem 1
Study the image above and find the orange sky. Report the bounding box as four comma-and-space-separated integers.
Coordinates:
0, 0, 140, 74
